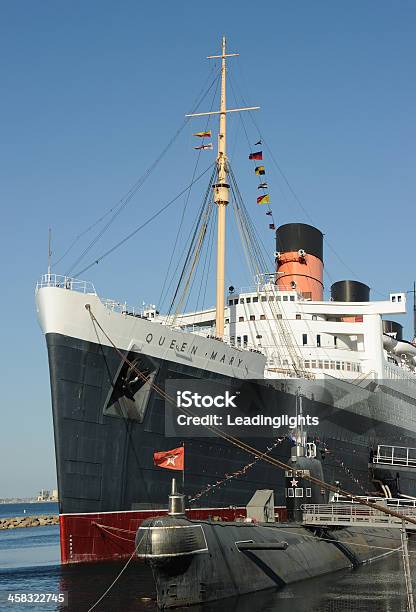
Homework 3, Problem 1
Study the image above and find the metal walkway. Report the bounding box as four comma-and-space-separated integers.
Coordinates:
302, 502, 416, 530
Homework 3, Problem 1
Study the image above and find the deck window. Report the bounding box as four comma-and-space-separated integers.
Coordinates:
302, 334, 308, 345
239, 316, 244, 322
250, 315, 255, 321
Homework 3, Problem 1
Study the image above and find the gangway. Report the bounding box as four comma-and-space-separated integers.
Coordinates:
372, 444, 416, 468
302, 502, 416, 530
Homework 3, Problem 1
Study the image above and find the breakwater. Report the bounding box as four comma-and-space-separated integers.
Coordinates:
0, 515, 59, 529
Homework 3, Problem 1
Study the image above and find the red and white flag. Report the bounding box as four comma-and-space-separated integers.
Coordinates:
153, 446, 184, 471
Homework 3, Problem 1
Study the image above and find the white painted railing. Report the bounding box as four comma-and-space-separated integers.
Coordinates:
36, 273, 96, 294
302, 503, 416, 528
373, 445, 416, 468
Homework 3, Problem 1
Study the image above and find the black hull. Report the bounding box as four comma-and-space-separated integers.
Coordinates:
46, 332, 416, 515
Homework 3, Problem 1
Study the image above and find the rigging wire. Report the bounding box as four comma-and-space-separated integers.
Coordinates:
230, 68, 386, 298
195, 203, 215, 313
158, 71, 220, 310
166, 168, 217, 321
59, 66, 220, 273
73, 163, 215, 278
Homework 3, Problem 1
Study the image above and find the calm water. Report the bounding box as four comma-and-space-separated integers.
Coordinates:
0, 503, 413, 611
0, 503, 59, 519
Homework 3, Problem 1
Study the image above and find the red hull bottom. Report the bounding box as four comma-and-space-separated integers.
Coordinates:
60, 506, 287, 564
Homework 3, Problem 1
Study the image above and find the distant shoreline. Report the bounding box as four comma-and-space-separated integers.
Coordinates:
0, 499, 58, 504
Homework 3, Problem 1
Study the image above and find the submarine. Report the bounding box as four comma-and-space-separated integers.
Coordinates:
135, 434, 403, 608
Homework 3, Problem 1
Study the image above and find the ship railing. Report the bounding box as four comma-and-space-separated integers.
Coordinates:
373, 444, 416, 468
101, 299, 161, 320
36, 273, 96, 295
302, 503, 416, 528
181, 325, 264, 355
332, 495, 416, 508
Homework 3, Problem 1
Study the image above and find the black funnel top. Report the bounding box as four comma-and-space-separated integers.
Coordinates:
383, 320, 403, 341
331, 280, 370, 302
276, 223, 323, 262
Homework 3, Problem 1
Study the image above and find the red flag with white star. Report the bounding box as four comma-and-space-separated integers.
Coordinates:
153, 446, 184, 471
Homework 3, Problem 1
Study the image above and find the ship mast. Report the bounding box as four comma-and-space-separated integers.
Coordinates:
186, 37, 259, 338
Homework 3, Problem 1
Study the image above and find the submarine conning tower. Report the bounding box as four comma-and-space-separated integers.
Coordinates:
275, 223, 324, 301
285, 440, 328, 522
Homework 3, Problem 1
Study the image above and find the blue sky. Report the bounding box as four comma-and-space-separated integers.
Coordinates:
1, 1, 415, 497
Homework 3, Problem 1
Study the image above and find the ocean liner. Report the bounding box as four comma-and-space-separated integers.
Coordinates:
36, 38, 416, 564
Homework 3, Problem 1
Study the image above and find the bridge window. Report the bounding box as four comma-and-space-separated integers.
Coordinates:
243, 335, 248, 347
260, 314, 266, 320
317, 334, 321, 347
302, 334, 308, 345
290, 296, 295, 302
246, 297, 251, 303
261, 296, 267, 302
250, 315, 255, 321
253, 296, 259, 303
296, 314, 301, 320
239, 316, 244, 322
283, 295, 288, 301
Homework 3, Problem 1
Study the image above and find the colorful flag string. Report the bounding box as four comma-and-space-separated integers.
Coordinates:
188, 436, 285, 503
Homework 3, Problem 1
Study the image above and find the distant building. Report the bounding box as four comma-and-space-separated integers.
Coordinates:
51, 489, 59, 501
37, 489, 50, 502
